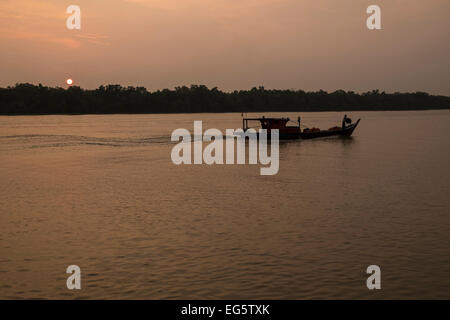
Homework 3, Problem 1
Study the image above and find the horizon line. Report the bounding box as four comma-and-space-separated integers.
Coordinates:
2, 83, 450, 97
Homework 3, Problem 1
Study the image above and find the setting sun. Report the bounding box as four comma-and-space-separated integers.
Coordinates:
66, 78, 73, 85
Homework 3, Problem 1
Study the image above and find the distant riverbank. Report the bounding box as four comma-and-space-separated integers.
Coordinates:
1, 83, 449, 115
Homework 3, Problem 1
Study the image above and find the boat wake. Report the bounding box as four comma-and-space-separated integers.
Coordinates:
0, 134, 173, 151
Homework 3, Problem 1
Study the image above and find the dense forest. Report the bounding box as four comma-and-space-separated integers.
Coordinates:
1, 83, 450, 115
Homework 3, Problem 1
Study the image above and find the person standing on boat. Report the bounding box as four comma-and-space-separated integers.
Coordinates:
342, 114, 348, 129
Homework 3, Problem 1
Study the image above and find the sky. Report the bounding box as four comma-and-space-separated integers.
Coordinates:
0, 0, 449, 94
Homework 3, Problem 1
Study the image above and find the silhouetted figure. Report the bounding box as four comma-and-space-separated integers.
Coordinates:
342, 114, 347, 129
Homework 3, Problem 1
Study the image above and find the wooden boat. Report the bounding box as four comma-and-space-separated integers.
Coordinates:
243, 115, 360, 140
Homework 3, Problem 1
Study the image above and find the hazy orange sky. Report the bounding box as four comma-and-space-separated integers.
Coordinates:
1, 0, 449, 94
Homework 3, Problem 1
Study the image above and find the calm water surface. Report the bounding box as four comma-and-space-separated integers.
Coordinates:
1, 111, 449, 299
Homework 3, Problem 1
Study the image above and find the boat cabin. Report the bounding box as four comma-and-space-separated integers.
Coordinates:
243, 117, 299, 131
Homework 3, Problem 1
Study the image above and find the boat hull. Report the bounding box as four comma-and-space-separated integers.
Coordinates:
260, 119, 360, 140
300, 119, 360, 140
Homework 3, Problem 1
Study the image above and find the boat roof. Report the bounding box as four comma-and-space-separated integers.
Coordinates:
243, 117, 290, 121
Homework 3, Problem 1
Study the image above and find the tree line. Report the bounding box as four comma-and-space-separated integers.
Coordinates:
1, 83, 449, 115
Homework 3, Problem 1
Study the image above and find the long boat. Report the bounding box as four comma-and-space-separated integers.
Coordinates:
242, 115, 360, 140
